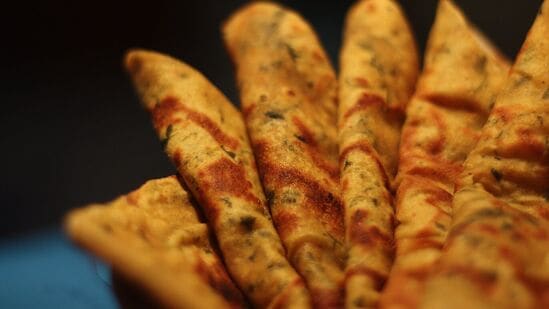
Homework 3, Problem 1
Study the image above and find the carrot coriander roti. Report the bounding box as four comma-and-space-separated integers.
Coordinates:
379, 1, 510, 307
125, 50, 310, 308
421, 2, 549, 307
223, 3, 344, 307
65, 176, 246, 309
338, 0, 419, 307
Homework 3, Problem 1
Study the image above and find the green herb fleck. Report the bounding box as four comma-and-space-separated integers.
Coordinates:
543, 88, 549, 100
490, 168, 502, 182
281, 191, 299, 204
513, 72, 532, 88
370, 56, 385, 74
265, 111, 284, 120
474, 55, 487, 73
474, 208, 504, 219
267, 262, 286, 270
343, 160, 352, 170
357, 41, 373, 51
435, 222, 446, 231
501, 222, 513, 231
284, 43, 299, 62
220, 197, 232, 207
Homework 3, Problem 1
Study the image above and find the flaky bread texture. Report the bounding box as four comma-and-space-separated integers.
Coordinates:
66, 176, 245, 309
420, 1, 549, 308
380, 1, 510, 308
223, 2, 345, 307
338, 0, 419, 307
125, 50, 310, 308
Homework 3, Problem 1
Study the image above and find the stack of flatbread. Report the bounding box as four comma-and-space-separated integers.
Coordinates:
66, 0, 549, 308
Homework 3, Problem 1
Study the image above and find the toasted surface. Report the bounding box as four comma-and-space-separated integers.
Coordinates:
379, 1, 510, 308
65, 176, 245, 309
223, 2, 344, 307
338, 0, 418, 307
421, 2, 549, 307
125, 50, 310, 308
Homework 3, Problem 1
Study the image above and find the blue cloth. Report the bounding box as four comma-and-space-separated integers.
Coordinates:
0, 228, 117, 308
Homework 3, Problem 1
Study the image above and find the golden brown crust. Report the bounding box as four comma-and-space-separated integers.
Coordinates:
421, 2, 549, 307
65, 176, 245, 309
125, 50, 311, 308
338, 0, 419, 307
223, 3, 344, 307
379, 1, 510, 307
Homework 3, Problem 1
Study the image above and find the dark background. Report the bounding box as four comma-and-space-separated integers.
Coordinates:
2, 0, 542, 238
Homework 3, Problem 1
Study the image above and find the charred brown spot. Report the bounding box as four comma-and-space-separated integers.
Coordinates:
425, 186, 453, 207
354, 77, 370, 88
516, 127, 546, 157
197, 157, 262, 222
491, 168, 502, 181
265, 110, 285, 120
423, 94, 488, 115
242, 103, 256, 120
312, 50, 325, 62
292, 117, 339, 180
254, 141, 344, 238
310, 287, 344, 309
172, 151, 183, 167
427, 109, 446, 154
477, 224, 500, 236
292, 117, 317, 147
403, 159, 463, 187
492, 107, 513, 123
153, 97, 240, 150
349, 210, 392, 251
194, 260, 246, 307
239, 215, 256, 232
272, 211, 299, 239
343, 93, 385, 120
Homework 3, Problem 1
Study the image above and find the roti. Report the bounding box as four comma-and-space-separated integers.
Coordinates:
379, 1, 510, 307
124, 50, 310, 308
223, 3, 345, 307
338, 0, 419, 307
65, 176, 246, 309
421, 2, 549, 307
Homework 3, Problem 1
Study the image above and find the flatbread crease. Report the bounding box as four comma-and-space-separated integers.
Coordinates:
338, 0, 419, 307
125, 50, 311, 308
65, 176, 246, 309
223, 2, 345, 307
420, 1, 549, 307
379, 0, 510, 307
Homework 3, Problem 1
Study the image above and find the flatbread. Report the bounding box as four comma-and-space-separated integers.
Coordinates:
124, 50, 310, 308
65, 176, 246, 309
338, 0, 419, 307
379, 1, 510, 307
420, 2, 549, 307
223, 3, 345, 307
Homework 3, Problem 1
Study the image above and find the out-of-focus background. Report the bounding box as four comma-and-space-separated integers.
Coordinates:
0, 0, 542, 307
